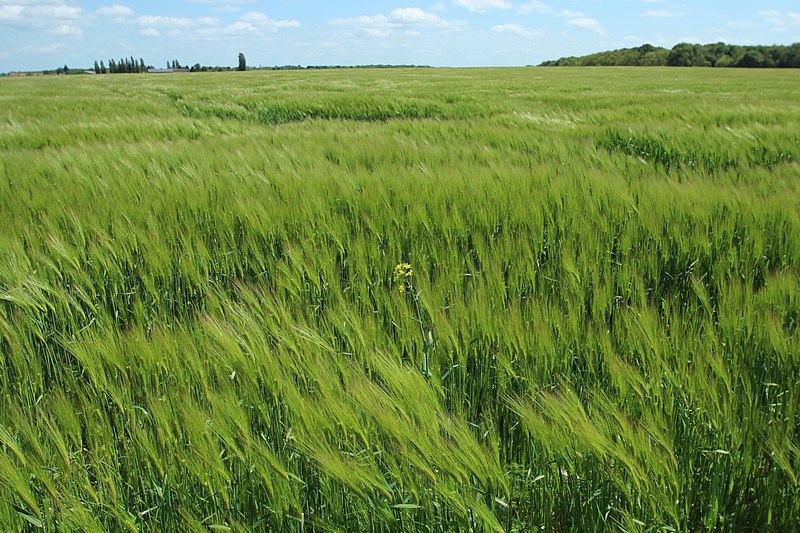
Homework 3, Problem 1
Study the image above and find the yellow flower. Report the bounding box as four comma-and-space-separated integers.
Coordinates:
394, 263, 413, 294
393, 262, 413, 282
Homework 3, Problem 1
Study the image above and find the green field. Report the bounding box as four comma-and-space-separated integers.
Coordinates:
1, 67, 799, 531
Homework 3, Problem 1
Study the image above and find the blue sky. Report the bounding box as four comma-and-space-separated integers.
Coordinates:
1, 1, 799, 71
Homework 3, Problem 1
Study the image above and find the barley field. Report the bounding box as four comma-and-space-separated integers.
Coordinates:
0, 67, 798, 531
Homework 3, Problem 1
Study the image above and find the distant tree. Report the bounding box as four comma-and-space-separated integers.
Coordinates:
63, 64, 69, 74
665, 43, 690, 66
238, 52, 247, 71
735, 50, 767, 68
100, 60, 107, 74
666, 43, 710, 67
139, 58, 146, 73
704, 42, 731, 66
783, 43, 800, 68
637, 43, 657, 55
94, 60, 100, 74
715, 55, 734, 67
641, 49, 669, 66
540, 41, 800, 69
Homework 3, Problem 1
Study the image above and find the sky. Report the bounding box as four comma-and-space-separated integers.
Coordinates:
1, 1, 799, 72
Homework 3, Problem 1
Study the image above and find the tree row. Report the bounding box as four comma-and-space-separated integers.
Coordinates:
540, 42, 800, 68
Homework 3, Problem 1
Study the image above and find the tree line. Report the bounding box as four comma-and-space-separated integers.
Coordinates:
91, 57, 149, 74
11, 52, 431, 76
88, 56, 244, 74
539, 42, 800, 68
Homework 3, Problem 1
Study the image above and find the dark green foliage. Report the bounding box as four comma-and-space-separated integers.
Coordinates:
541, 42, 800, 68
98, 56, 148, 74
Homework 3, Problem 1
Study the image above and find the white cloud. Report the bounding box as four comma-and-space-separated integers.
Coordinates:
187, 0, 256, 13
492, 23, 523, 33
137, 15, 218, 28
491, 23, 543, 36
518, 1, 553, 15
0, 2, 83, 34
566, 17, 604, 32
758, 10, 800, 31
187, 0, 254, 3
240, 11, 300, 29
390, 7, 442, 24
33, 4, 81, 18
140, 27, 159, 36
0, 5, 24, 22
0, 3, 82, 22
208, 4, 239, 13
558, 10, 606, 35
96, 5, 133, 17
164, 11, 301, 38
330, 8, 466, 35
223, 20, 254, 32
17, 42, 63, 55
330, 14, 387, 28
453, 0, 512, 13
645, 9, 685, 18
364, 27, 392, 37
50, 22, 80, 36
